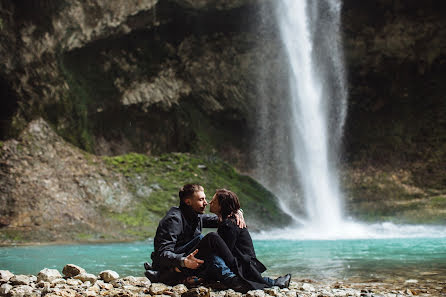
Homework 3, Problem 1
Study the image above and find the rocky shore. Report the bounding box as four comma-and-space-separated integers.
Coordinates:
1, 265, 444, 297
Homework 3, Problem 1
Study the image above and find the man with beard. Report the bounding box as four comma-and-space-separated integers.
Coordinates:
145, 184, 246, 289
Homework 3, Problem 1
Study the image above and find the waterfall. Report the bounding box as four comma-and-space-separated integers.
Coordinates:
254, 0, 348, 232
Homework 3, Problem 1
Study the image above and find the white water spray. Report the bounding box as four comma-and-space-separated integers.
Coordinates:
278, 0, 347, 231
253, 0, 348, 232
254, 0, 446, 240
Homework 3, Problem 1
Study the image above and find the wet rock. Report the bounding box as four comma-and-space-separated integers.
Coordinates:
62, 264, 86, 278
0, 270, 14, 283
74, 273, 97, 283
37, 268, 62, 282
149, 282, 170, 295
0, 283, 13, 295
8, 285, 34, 297
182, 286, 210, 297
99, 270, 119, 283
10, 275, 32, 286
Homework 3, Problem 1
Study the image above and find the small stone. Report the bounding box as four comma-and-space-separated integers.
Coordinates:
210, 291, 227, 297
66, 278, 82, 286
57, 288, 77, 297
8, 285, 34, 297
150, 283, 170, 295
51, 278, 67, 285
405, 279, 418, 284
182, 287, 210, 297
62, 264, 86, 278
264, 287, 280, 296
122, 276, 137, 285
89, 283, 101, 293
85, 290, 97, 297
247, 290, 265, 297
301, 283, 316, 292
74, 273, 97, 283
331, 289, 347, 297
10, 274, 32, 286
80, 281, 92, 289
37, 268, 62, 282
99, 270, 119, 283
172, 284, 188, 295
97, 280, 114, 290
111, 279, 126, 288
284, 291, 296, 297
288, 282, 299, 290
132, 276, 151, 287
0, 270, 14, 283
226, 289, 242, 297
0, 283, 13, 295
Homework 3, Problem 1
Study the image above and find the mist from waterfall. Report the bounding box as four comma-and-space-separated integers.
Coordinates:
253, 0, 348, 234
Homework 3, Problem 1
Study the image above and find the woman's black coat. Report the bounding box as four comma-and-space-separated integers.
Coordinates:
218, 218, 269, 290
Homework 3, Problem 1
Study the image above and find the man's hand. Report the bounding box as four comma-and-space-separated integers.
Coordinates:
184, 249, 204, 269
234, 209, 246, 228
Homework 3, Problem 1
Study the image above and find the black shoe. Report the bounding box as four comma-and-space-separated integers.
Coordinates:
144, 269, 160, 283
274, 274, 291, 288
143, 262, 153, 270
224, 276, 248, 293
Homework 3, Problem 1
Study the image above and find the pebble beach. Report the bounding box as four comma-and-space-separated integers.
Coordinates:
1, 265, 445, 297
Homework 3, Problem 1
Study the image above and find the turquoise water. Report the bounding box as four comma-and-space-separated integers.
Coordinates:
2, 237, 446, 281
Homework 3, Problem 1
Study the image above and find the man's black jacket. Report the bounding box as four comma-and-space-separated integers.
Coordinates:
151, 202, 218, 271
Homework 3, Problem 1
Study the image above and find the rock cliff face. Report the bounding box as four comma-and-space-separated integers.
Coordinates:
0, 0, 445, 235
0, 119, 290, 243
0, 0, 272, 166
342, 0, 446, 188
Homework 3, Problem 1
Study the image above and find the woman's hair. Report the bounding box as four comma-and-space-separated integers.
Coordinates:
214, 189, 240, 219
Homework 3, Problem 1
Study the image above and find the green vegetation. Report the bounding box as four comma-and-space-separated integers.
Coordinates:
344, 168, 446, 224
103, 152, 291, 238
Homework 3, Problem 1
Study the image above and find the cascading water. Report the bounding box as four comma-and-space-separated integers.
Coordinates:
278, 0, 347, 231
253, 0, 446, 239
253, 0, 348, 234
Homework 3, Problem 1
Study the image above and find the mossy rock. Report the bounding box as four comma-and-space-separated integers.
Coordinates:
103, 152, 292, 238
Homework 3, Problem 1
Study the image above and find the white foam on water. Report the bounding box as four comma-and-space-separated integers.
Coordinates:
253, 221, 446, 240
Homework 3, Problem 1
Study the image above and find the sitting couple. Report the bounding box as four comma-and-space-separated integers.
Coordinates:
144, 184, 291, 292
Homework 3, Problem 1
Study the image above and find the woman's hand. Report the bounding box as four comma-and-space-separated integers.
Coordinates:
234, 209, 246, 228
